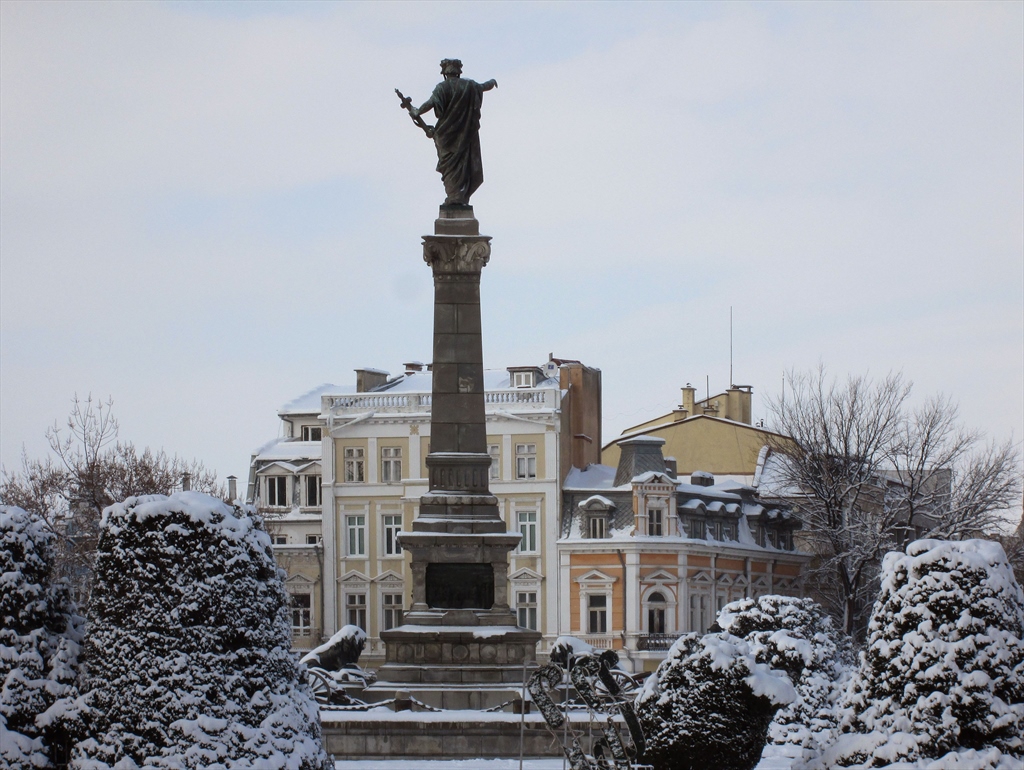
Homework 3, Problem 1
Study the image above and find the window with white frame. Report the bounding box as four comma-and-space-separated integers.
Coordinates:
305, 534, 321, 545
303, 475, 321, 507
346, 593, 366, 630
516, 591, 538, 630
382, 514, 403, 556
266, 476, 288, 507
588, 515, 606, 539
488, 444, 500, 480
382, 593, 404, 630
381, 446, 402, 482
689, 592, 710, 634
588, 594, 608, 634
301, 425, 322, 442
344, 447, 365, 483
346, 515, 366, 556
512, 371, 534, 388
290, 593, 312, 636
648, 507, 664, 536
647, 591, 667, 634
517, 510, 538, 553
271, 534, 287, 545
515, 444, 537, 479
687, 517, 706, 539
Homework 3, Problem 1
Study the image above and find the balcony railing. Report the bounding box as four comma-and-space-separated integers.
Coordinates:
580, 634, 615, 650
637, 633, 681, 652
325, 388, 557, 415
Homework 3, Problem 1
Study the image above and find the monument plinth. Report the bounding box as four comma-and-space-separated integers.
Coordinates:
375, 206, 540, 708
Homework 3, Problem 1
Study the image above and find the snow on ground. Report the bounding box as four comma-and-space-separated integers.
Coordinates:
331, 746, 797, 769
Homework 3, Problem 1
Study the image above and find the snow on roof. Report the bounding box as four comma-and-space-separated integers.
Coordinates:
380, 369, 559, 393
563, 463, 619, 491
578, 494, 615, 509
631, 470, 675, 485
253, 439, 322, 463
279, 383, 350, 415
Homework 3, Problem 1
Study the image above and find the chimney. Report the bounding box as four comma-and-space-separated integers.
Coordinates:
227, 475, 237, 501
678, 384, 696, 420
691, 470, 714, 487
355, 368, 390, 393
182, 472, 192, 492
725, 385, 753, 424
404, 361, 424, 375
664, 457, 678, 479
614, 435, 667, 487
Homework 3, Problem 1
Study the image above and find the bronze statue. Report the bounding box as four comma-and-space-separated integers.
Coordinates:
397, 59, 497, 207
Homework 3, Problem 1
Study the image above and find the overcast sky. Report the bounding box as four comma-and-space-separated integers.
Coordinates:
2, 1, 1021, 495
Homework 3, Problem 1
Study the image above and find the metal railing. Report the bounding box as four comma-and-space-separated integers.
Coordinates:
637, 633, 681, 652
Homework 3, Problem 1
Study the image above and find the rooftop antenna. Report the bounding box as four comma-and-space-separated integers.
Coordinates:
730, 306, 733, 387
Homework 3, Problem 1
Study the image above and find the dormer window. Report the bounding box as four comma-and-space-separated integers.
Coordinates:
588, 515, 607, 539
513, 371, 534, 388
301, 426, 322, 442
508, 366, 543, 388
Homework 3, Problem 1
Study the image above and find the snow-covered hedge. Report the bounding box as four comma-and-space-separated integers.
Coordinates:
635, 632, 795, 770
70, 492, 332, 769
718, 595, 854, 753
818, 539, 1024, 769
1, 505, 84, 770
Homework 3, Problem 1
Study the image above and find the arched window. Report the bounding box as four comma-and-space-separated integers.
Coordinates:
647, 591, 667, 634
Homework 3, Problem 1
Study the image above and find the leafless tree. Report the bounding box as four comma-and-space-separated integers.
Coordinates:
0, 395, 224, 605
764, 367, 1022, 639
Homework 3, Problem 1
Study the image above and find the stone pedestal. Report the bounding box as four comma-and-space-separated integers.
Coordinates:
376, 206, 540, 700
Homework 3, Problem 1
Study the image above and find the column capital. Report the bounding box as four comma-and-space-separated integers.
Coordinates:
423, 234, 492, 274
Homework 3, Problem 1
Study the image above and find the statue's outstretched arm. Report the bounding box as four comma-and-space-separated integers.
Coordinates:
482, 79, 497, 91
414, 97, 434, 118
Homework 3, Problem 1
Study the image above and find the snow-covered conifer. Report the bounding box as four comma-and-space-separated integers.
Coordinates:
635, 632, 795, 770
718, 595, 854, 752
1, 505, 84, 770
71, 492, 331, 769
820, 539, 1024, 769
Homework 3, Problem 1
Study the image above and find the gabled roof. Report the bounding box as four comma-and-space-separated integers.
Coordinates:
603, 413, 790, 452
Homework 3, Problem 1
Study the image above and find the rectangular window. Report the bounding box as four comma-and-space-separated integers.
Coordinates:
517, 591, 538, 630
488, 444, 500, 480
778, 530, 792, 551
588, 516, 606, 539
648, 607, 666, 634
344, 447, 365, 483
266, 476, 287, 507
305, 534, 320, 545
304, 475, 321, 507
346, 515, 366, 556
515, 444, 537, 480
687, 518, 706, 539
648, 508, 664, 536
690, 593, 708, 634
272, 534, 287, 545
513, 371, 534, 388
382, 593, 404, 630
301, 426, 322, 442
381, 447, 402, 483
383, 514, 403, 556
588, 594, 608, 634
346, 593, 366, 630
517, 510, 538, 553
291, 593, 312, 636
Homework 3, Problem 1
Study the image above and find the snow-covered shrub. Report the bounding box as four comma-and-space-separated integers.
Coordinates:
1, 505, 84, 770
635, 632, 795, 770
820, 539, 1024, 769
718, 595, 854, 753
71, 492, 331, 770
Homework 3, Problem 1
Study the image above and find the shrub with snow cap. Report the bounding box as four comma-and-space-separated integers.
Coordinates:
70, 492, 331, 770
635, 632, 795, 770
820, 538, 1024, 769
718, 595, 854, 752
1, 505, 84, 770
